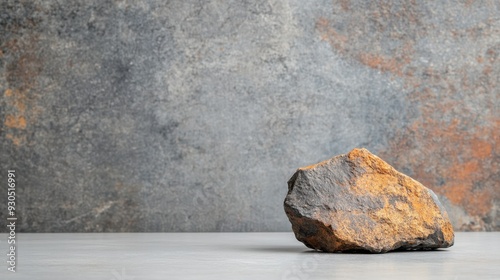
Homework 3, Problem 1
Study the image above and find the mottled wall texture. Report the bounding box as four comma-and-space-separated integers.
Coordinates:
1, 0, 499, 232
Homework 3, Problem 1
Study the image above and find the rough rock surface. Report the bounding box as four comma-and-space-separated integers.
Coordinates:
1, 1, 498, 232
284, 148, 454, 253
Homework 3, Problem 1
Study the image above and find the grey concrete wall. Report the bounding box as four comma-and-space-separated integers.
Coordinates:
1, 0, 499, 232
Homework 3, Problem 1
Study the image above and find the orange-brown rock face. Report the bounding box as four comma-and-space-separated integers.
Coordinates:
284, 148, 454, 253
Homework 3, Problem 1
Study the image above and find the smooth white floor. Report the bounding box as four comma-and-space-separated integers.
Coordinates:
0, 232, 499, 279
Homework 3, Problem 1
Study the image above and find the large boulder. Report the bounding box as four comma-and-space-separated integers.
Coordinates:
284, 148, 454, 253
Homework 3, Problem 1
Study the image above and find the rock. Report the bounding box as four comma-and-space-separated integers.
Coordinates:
284, 148, 454, 253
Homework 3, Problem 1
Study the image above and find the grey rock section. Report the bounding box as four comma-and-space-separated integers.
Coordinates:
0, 0, 497, 232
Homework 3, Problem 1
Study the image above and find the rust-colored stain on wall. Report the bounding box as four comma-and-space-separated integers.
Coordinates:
2, 33, 43, 147
319, 0, 499, 230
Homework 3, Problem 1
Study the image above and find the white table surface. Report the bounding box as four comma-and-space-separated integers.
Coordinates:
0, 232, 499, 279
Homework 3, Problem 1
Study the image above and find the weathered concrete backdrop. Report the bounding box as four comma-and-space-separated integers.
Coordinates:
1, 0, 499, 232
